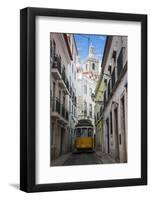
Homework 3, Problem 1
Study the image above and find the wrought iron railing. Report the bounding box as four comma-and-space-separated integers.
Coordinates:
52, 55, 61, 75
51, 97, 69, 121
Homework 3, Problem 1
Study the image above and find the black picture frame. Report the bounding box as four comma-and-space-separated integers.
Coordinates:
20, 7, 147, 192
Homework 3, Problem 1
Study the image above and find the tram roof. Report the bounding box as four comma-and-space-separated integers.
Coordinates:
75, 119, 93, 127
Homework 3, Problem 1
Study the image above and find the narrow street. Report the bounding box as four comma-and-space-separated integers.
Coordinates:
63, 152, 102, 166
51, 151, 117, 166
50, 33, 128, 165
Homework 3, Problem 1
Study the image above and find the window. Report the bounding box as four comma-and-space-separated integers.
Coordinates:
89, 88, 92, 96
52, 40, 56, 59
88, 128, 93, 137
81, 128, 88, 137
108, 65, 112, 74
89, 104, 92, 117
108, 80, 111, 98
110, 111, 113, 135
76, 128, 81, 137
59, 90, 61, 102
51, 122, 54, 145
117, 48, 123, 77
63, 96, 65, 104
69, 101, 71, 112
50, 39, 53, 58
74, 107, 76, 117
104, 78, 107, 85
92, 63, 95, 70
84, 85, 87, 95
104, 91, 106, 106
112, 50, 116, 62
52, 82, 56, 98
111, 67, 115, 88
100, 106, 103, 116
84, 101, 87, 116
106, 118, 110, 153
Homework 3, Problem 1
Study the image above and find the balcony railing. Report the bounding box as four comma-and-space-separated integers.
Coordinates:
51, 97, 69, 122
52, 55, 61, 74
52, 97, 61, 114
58, 70, 69, 94
51, 55, 69, 94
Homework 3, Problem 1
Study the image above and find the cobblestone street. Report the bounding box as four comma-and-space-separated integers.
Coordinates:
63, 152, 103, 166
51, 151, 117, 166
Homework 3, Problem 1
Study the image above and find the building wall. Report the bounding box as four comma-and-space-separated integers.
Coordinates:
67, 34, 78, 151
50, 33, 77, 161
103, 73, 127, 162
98, 36, 127, 163
94, 76, 105, 150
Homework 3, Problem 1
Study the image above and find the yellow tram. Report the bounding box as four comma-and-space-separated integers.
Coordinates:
74, 119, 94, 151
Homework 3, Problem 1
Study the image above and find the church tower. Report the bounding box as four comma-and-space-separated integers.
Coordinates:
76, 42, 100, 125
83, 43, 99, 81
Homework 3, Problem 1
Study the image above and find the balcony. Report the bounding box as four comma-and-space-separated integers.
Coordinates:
51, 55, 62, 80
51, 97, 69, 124
58, 72, 70, 95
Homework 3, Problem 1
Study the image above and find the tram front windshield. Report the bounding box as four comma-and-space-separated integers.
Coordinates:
75, 127, 93, 137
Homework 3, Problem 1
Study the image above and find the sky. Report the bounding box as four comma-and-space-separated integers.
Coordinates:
74, 34, 106, 64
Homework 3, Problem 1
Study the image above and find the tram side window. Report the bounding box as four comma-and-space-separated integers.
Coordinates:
76, 128, 81, 137
88, 128, 93, 137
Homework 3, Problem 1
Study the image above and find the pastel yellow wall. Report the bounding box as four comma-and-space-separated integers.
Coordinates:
95, 77, 105, 101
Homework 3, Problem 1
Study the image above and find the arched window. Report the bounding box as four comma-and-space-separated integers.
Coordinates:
92, 63, 95, 70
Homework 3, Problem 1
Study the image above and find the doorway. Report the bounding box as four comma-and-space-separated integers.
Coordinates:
114, 107, 120, 161
121, 95, 127, 162
106, 118, 110, 153
60, 127, 65, 155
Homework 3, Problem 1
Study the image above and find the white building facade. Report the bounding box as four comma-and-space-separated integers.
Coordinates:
76, 44, 100, 126
101, 36, 128, 163
50, 33, 77, 162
